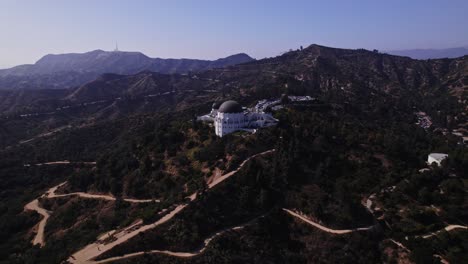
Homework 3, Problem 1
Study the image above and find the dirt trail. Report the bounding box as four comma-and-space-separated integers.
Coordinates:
69, 204, 189, 263
68, 149, 275, 263
19, 125, 71, 144
94, 225, 245, 263
283, 208, 375, 234
24, 181, 160, 248
94, 213, 266, 263
36, 161, 97, 166
24, 199, 50, 247
421, 225, 467, 239
388, 239, 410, 252
24, 160, 96, 167
46, 183, 158, 203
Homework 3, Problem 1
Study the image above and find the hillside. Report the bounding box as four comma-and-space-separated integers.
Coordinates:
0, 44, 466, 264
0, 50, 254, 90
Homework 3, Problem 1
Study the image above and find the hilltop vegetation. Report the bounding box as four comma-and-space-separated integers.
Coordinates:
0, 44, 466, 264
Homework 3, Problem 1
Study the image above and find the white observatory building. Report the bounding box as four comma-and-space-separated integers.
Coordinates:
199, 100, 278, 137
427, 153, 448, 166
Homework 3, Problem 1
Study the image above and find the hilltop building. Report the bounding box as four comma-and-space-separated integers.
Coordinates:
198, 100, 278, 137
427, 153, 448, 166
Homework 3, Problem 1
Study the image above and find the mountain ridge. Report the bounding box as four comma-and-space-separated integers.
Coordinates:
1, 43, 466, 115
0, 50, 254, 90
386, 46, 468, 59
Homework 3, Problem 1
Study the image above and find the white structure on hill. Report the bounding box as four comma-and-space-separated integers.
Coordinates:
199, 100, 278, 137
427, 153, 448, 166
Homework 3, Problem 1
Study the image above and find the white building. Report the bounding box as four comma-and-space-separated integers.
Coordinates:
427, 153, 448, 166
199, 100, 278, 137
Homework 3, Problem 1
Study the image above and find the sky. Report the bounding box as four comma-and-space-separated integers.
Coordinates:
1, 0, 468, 68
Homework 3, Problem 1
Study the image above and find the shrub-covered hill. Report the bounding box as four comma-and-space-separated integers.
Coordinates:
0, 44, 467, 263
1, 44, 465, 148
2, 97, 466, 263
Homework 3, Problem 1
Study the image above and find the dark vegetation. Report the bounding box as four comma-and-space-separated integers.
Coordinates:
0, 44, 466, 263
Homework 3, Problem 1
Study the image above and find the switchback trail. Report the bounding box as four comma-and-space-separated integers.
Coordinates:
46, 182, 159, 203
24, 180, 159, 247
68, 149, 275, 263
24, 200, 50, 247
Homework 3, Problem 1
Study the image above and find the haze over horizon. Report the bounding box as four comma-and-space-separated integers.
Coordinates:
1, 0, 468, 68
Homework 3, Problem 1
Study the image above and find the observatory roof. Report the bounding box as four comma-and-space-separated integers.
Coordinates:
428, 153, 448, 162
218, 100, 243, 113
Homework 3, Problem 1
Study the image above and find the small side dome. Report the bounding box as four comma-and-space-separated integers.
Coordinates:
218, 100, 243, 113
212, 101, 222, 110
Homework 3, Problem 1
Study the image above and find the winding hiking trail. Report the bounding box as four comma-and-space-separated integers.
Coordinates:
93, 213, 267, 264
24, 199, 51, 246
285, 208, 467, 237
68, 149, 275, 264
24, 160, 97, 167
94, 225, 246, 263
19, 125, 71, 145
286, 205, 467, 264
283, 208, 375, 234
24, 178, 160, 248
35, 161, 97, 166
25, 151, 465, 263
46, 182, 158, 203
421, 225, 467, 239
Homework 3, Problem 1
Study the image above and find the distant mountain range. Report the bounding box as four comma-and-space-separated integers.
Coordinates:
386, 46, 468, 59
1, 44, 466, 114
0, 50, 254, 90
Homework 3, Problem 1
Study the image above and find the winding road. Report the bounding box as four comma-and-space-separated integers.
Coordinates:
68, 149, 275, 263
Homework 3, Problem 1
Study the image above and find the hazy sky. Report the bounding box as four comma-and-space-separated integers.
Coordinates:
1, 0, 468, 68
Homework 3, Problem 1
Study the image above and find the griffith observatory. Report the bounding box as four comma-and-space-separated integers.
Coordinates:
198, 100, 278, 137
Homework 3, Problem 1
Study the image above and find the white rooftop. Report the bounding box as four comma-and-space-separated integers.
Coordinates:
428, 153, 448, 162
